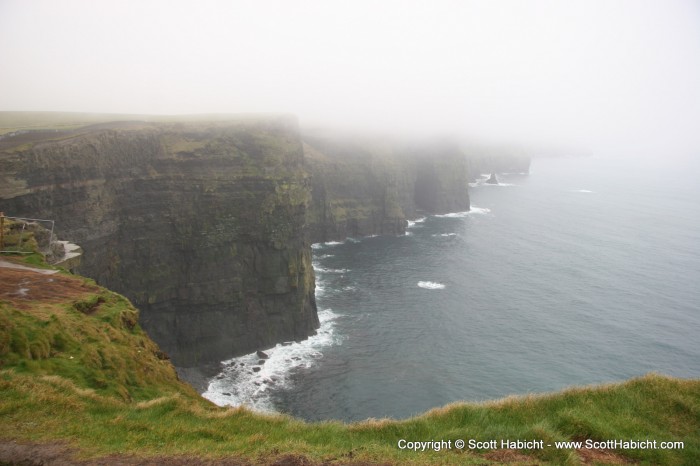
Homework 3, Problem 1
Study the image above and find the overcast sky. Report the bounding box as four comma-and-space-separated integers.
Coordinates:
1, 0, 699, 155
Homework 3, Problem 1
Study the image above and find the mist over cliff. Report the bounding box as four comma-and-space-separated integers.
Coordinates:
0, 115, 524, 368
2, 1, 699, 160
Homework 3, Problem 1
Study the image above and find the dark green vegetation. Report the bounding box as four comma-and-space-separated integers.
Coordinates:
1, 264, 698, 465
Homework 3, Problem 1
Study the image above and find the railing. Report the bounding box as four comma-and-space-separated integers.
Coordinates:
0, 212, 56, 255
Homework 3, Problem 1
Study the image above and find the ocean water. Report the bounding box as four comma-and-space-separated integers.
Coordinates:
204, 155, 700, 422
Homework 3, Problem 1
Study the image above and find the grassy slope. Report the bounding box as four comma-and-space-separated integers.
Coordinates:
1, 262, 698, 465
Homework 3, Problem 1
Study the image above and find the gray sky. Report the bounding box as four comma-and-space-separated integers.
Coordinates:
1, 0, 699, 155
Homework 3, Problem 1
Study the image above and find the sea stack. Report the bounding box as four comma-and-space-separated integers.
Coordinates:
486, 172, 499, 184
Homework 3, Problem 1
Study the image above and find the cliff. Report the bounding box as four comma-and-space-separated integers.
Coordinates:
303, 133, 470, 243
0, 117, 318, 366
0, 116, 507, 368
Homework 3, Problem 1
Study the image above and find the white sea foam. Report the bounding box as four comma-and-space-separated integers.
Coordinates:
417, 281, 445, 290
315, 267, 349, 274
431, 233, 457, 237
314, 262, 327, 296
480, 182, 516, 186
311, 240, 344, 250
433, 206, 490, 218
433, 212, 468, 218
573, 189, 595, 193
316, 254, 334, 259
203, 309, 342, 412
407, 217, 427, 228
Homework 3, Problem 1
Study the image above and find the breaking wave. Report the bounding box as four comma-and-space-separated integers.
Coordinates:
203, 309, 342, 412
407, 217, 427, 228
433, 206, 490, 218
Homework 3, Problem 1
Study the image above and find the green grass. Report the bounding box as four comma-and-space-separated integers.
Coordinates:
0, 264, 698, 464
0, 111, 298, 136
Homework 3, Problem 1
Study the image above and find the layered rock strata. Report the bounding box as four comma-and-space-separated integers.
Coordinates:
303, 134, 471, 243
0, 118, 319, 366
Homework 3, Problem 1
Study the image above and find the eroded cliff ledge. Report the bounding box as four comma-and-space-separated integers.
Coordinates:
0, 117, 318, 366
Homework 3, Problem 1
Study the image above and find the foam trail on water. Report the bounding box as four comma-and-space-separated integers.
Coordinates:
433, 206, 490, 218
315, 267, 349, 274
573, 189, 595, 193
418, 281, 446, 290
432, 233, 457, 237
203, 309, 341, 412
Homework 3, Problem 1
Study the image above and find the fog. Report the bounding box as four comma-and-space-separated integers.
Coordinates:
1, 0, 699, 157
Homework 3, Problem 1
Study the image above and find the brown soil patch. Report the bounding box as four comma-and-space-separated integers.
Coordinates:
0, 440, 395, 465
0, 439, 250, 465
577, 447, 635, 464
483, 449, 539, 464
0, 440, 77, 466
0, 267, 99, 310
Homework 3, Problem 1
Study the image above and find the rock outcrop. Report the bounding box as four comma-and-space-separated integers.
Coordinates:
464, 143, 531, 181
0, 117, 318, 366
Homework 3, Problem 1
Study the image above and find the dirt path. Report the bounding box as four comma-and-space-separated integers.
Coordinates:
0, 439, 364, 465
0, 264, 97, 309
0, 259, 58, 275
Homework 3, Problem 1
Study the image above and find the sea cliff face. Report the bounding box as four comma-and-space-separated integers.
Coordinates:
0, 119, 478, 367
0, 118, 318, 366
303, 134, 471, 243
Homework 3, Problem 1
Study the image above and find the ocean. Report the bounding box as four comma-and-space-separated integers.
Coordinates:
204, 155, 700, 422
